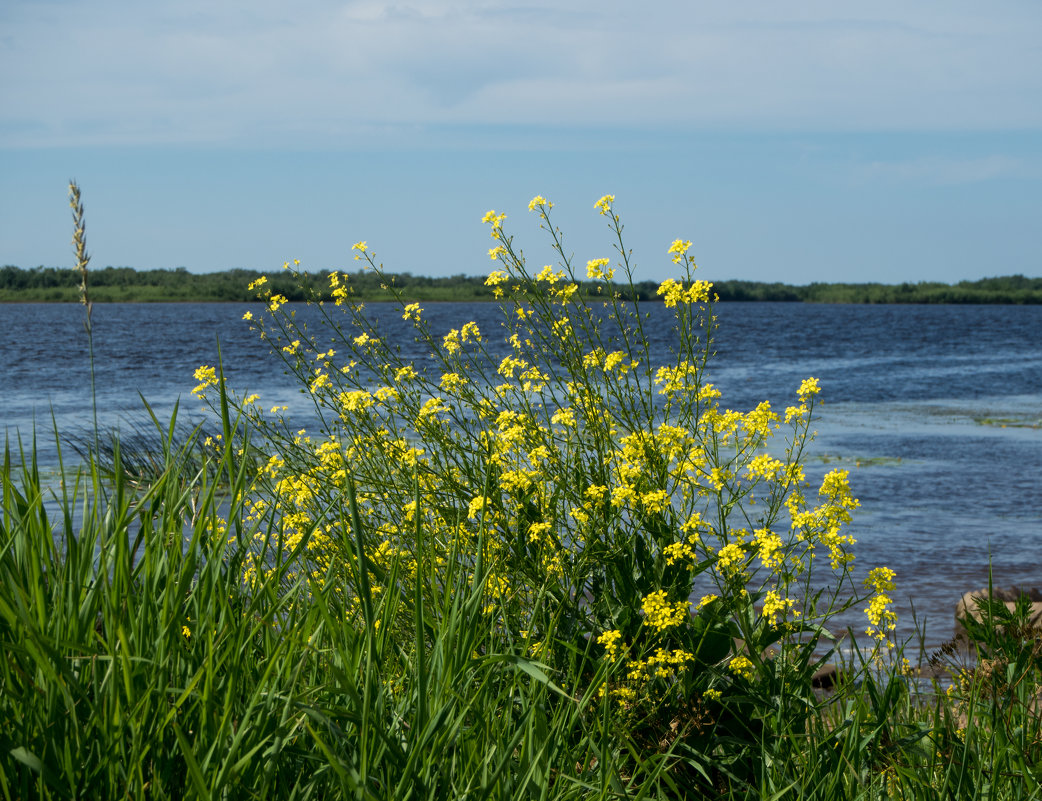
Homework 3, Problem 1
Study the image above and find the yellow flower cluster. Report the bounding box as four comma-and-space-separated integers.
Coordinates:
864, 567, 898, 644
597, 629, 625, 662
797, 377, 821, 398
728, 655, 754, 681
653, 362, 701, 396
657, 278, 713, 307
667, 239, 692, 264
640, 590, 690, 633
716, 541, 748, 579
212, 196, 894, 732
762, 589, 798, 627
662, 539, 696, 566
536, 265, 564, 284
192, 365, 219, 398
629, 648, 695, 682
752, 528, 785, 572
746, 453, 785, 481
586, 257, 614, 281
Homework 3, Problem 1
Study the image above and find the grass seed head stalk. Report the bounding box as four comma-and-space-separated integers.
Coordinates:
69, 179, 99, 451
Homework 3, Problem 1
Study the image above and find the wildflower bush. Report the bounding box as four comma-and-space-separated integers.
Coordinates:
194, 195, 895, 787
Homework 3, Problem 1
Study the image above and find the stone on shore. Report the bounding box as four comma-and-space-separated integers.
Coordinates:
954, 586, 1042, 641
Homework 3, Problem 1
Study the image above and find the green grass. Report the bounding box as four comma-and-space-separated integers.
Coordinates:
0, 417, 670, 799
3, 406, 1042, 799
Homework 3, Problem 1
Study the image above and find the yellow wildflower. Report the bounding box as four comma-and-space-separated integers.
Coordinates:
667, 239, 692, 264
536, 265, 562, 284
656, 278, 712, 306
797, 377, 821, 399
640, 489, 670, 514
662, 541, 695, 566
339, 390, 375, 413
527, 520, 552, 544
416, 397, 448, 423
695, 594, 718, 611
716, 542, 747, 577
729, 655, 754, 681
762, 589, 797, 627
597, 630, 624, 662
467, 495, 489, 520
746, 453, 785, 481
192, 365, 218, 398
482, 210, 507, 229
440, 372, 465, 392
586, 257, 613, 280
864, 567, 898, 643
374, 385, 398, 404
550, 407, 575, 427
641, 590, 690, 633
309, 372, 331, 393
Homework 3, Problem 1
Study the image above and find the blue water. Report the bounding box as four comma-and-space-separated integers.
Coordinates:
1, 300, 1039, 651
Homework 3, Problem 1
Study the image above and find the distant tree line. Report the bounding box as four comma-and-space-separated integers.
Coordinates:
711, 275, 1042, 304
1, 264, 1040, 304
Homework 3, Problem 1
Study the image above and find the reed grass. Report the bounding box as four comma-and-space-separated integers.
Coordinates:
0, 415, 670, 799
4, 409, 1042, 799
64, 401, 241, 489
69, 180, 99, 456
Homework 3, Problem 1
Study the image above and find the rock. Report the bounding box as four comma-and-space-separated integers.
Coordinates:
811, 663, 841, 690
954, 586, 1042, 641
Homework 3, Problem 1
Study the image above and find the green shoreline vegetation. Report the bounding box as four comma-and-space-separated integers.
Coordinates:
4, 189, 1042, 798
2, 263, 1042, 304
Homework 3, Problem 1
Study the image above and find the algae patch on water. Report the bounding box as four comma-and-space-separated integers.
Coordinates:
816, 453, 905, 468
972, 415, 1041, 429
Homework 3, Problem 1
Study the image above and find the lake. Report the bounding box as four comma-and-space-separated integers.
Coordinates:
2, 300, 1040, 653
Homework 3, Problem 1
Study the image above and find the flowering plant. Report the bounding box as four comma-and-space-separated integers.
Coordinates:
196, 195, 894, 785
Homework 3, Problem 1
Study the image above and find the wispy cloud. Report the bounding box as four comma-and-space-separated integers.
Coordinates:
855, 154, 1033, 185
2, 0, 1041, 147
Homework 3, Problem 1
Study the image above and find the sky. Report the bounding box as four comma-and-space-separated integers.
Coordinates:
1, 0, 1040, 284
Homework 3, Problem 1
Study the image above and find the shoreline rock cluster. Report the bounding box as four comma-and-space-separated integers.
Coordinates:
955, 585, 1042, 641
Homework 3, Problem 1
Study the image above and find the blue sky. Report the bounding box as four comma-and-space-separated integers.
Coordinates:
1, 0, 1040, 284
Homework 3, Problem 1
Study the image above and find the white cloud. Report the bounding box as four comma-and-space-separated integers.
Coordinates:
855, 154, 1033, 185
2, 0, 1041, 146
